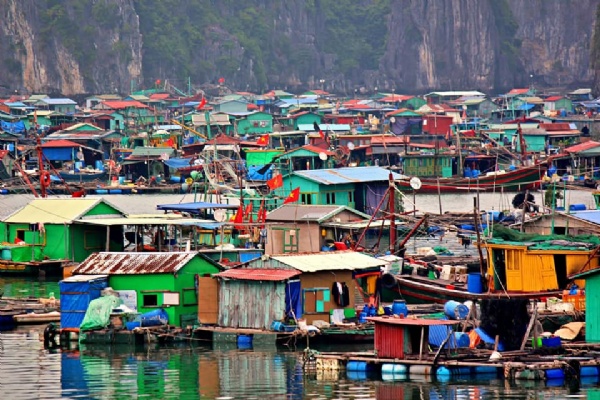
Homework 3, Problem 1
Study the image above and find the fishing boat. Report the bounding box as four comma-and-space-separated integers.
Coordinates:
381, 226, 600, 304
395, 163, 546, 193
57, 169, 107, 182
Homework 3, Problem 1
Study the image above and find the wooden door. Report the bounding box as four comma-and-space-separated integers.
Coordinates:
198, 276, 219, 325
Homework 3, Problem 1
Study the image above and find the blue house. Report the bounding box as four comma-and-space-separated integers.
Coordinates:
35, 98, 78, 114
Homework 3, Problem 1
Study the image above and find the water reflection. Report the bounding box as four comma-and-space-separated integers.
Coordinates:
1, 326, 600, 399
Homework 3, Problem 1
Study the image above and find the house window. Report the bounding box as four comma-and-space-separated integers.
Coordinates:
348, 191, 353, 203
301, 193, 313, 204
326, 192, 336, 204
143, 294, 159, 307
303, 288, 331, 314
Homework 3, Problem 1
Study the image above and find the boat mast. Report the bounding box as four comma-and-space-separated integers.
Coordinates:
37, 136, 47, 198
388, 172, 395, 253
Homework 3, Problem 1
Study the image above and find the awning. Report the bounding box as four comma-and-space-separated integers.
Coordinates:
157, 202, 238, 212
80, 217, 223, 229
518, 104, 535, 111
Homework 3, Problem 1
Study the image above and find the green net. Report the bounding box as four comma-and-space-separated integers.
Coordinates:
490, 224, 600, 247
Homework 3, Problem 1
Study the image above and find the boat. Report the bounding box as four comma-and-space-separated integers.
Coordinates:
13, 311, 60, 325
57, 169, 107, 182
381, 225, 600, 305
395, 163, 546, 193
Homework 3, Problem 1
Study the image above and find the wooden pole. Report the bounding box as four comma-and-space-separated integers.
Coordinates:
473, 197, 485, 276
520, 190, 529, 232
520, 305, 538, 351
437, 177, 442, 214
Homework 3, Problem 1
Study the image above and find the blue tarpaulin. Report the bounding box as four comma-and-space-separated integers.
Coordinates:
157, 202, 238, 212
163, 157, 199, 170
59, 275, 108, 329
285, 280, 302, 320
517, 104, 535, 111
1, 120, 26, 134
247, 165, 273, 181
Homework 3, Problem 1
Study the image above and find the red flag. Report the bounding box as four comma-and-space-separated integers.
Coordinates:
267, 174, 283, 190
283, 187, 300, 204
256, 134, 270, 146
233, 205, 243, 223
313, 121, 325, 140
244, 202, 253, 217
197, 97, 207, 110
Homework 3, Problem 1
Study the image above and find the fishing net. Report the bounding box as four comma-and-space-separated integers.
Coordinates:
479, 298, 529, 351
491, 225, 600, 247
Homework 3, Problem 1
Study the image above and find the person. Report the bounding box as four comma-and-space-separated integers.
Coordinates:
503, 136, 510, 147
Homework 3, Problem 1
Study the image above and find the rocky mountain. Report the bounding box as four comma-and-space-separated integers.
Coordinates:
0, 0, 597, 96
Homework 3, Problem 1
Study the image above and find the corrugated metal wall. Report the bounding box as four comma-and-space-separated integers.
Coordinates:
374, 323, 404, 359
218, 280, 286, 329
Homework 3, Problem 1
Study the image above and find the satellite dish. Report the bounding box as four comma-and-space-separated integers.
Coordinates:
390, 117, 396, 124
213, 209, 227, 222
318, 152, 328, 161
409, 177, 422, 190
347, 142, 355, 151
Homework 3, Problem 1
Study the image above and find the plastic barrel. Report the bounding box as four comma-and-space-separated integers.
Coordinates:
452, 332, 470, 348
580, 366, 599, 377
382, 364, 408, 375
444, 300, 469, 320
140, 308, 169, 327
487, 210, 504, 222
409, 365, 434, 376
347, 361, 368, 372
270, 321, 285, 332
118, 176, 125, 184
237, 334, 253, 349
473, 366, 499, 375
358, 312, 367, 323
569, 204, 587, 211
95, 160, 104, 171
545, 368, 565, 380
391, 300, 408, 317
1, 248, 11, 260
467, 273, 483, 293
346, 370, 367, 380
95, 189, 108, 195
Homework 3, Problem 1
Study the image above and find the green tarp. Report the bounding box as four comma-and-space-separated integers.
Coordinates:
79, 295, 123, 331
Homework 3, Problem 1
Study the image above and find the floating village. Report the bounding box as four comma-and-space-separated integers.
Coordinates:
4, 84, 600, 389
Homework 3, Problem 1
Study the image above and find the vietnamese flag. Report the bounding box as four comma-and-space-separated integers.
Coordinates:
313, 121, 325, 140
256, 134, 270, 146
283, 187, 300, 204
197, 97, 207, 110
267, 174, 283, 190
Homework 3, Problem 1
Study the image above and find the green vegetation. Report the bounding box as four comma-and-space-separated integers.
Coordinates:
591, 4, 600, 70
489, 0, 521, 68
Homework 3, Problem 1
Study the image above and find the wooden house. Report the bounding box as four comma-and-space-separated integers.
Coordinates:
236, 111, 273, 137
387, 109, 422, 135
35, 98, 77, 114
424, 91, 486, 105
72, 252, 222, 327
568, 88, 594, 102
213, 100, 249, 114
0, 198, 126, 275
560, 141, 600, 178
544, 96, 573, 115
275, 145, 335, 173
84, 94, 122, 110
264, 204, 371, 255
218, 251, 387, 326
279, 166, 403, 214
93, 100, 151, 132
520, 211, 600, 237
190, 113, 233, 137
278, 111, 321, 130
41, 139, 104, 169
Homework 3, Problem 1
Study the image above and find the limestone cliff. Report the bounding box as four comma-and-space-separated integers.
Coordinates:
0, 0, 597, 96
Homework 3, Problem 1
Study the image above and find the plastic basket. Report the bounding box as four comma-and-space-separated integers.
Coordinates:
563, 294, 585, 311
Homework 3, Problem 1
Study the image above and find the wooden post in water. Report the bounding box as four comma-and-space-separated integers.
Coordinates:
473, 197, 485, 276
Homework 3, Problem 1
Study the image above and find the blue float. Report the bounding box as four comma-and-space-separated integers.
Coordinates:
569, 203, 587, 211
237, 334, 253, 349
391, 300, 408, 317
580, 366, 599, 377
444, 300, 469, 320
545, 368, 565, 380
467, 273, 483, 293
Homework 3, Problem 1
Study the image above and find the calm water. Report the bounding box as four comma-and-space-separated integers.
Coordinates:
0, 326, 599, 399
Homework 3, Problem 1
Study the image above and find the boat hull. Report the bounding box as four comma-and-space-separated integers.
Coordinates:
389, 275, 561, 304
396, 164, 545, 193
58, 171, 107, 182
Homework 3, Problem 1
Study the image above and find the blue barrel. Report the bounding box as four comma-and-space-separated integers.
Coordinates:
118, 176, 125, 184
382, 364, 408, 375
346, 371, 367, 381
1, 248, 11, 260
467, 273, 483, 293
569, 204, 587, 211
487, 211, 504, 222
109, 189, 122, 194
95, 189, 108, 194
358, 312, 367, 323
436, 366, 471, 378
347, 361, 368, 372
452, 332, 470, 348
391, 300, 408, 317
444, 301, 469, 320
545, 368, 565, 380
271, 321, 284, 332
581, 366, 599, 377
140, 308, 169, 327
473, 366, 499, 375
170, 176, 181, 183
95, 160, 104, 171
237, 334, 253, 349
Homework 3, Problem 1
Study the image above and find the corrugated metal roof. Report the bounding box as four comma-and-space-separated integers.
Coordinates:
73, 252, 198, 275
215, 268, 300, 281
570, 211, 600, 225
83, 217, 221, 229
266, 204, 369, 222
270, 251, 387, 272
293, 166, 402, 185
3, 198, 121, 224
41, 139, 81, 148
565, 141, 600, 154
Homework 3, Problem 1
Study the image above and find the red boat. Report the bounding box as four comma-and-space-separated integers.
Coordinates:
395, 163, 546, 193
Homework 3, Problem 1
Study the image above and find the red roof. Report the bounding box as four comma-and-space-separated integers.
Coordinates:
41, 139, 81, 148
215, 268, 300, 281
101, 100, 148, 109
379, 95, 413, 102
565, 140, 600, 153
204, 133, 241, 145
370, 136, 409, 145
299, 144, 334, 155
368, 316, 458, 326
149, 93, 170, 100
539, 123, 576, 132
508, 88, 530, 95
545, 96, 563, 102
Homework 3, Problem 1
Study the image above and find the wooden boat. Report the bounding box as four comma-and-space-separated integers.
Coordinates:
13, 311, 60, 324
395, 163, 546, 193
382, 230, 599, 305
58, 170, 107, 182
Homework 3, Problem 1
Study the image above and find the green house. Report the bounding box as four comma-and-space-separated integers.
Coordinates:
570, 268, 600, 342
236, 111, 273, 137
0, 198, 126, 274
278, 111, 321, 130
280, 166, 403, 214
73, 252, 222, 327
401, 153, 454, 178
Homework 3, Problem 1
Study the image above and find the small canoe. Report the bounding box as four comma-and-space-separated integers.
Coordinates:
13, 311, 60, 324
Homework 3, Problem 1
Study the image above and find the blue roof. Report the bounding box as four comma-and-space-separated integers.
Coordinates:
517, 104, 535, 111
570, 210, 600, 225
298, 123, 350, 131
279, 98, 318, 105
293, 167, 403, 185
41, 98, 77, 105
157, 202, 238, 212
